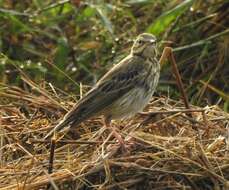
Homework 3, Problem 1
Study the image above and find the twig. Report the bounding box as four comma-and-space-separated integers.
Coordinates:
139, 109, 205, 129
173, 28, 229, 52
47, 138, 56, 189
168, 47, 190, 110
159, 47, 190, 109
30, 139, 115, 145
45, 59, 80, 91
159, 47, 197, 130
0, 8, 30, 16
35, 0, 70, 14
140, 108, 206, 116
209, 117, 229, 121
48, 138, 56, 174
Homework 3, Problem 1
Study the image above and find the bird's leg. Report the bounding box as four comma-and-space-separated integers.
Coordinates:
104, 117, 126, 149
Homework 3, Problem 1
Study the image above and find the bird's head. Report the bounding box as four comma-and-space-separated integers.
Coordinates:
131, 33, 158, 58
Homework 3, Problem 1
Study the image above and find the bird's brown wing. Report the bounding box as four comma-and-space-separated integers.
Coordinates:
44, 55, 148, 139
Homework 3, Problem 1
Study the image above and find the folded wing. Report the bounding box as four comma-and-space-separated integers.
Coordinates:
44, 55, 147, 139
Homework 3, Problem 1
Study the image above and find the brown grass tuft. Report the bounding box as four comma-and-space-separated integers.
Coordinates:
0, 86, 229, 190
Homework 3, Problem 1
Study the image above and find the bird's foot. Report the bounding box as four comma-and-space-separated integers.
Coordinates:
108, 140, 137, 156
108, 133, 136, 155
103, 119, 136, 154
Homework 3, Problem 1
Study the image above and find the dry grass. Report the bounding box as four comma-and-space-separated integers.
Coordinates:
0, 85, 229, 190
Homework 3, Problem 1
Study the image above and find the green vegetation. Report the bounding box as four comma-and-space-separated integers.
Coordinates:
1, 1, 229, 189
0, 0, 228, 110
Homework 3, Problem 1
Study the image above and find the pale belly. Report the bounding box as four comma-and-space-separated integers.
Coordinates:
104, 74, 159, 120
103, 58, 160, 120
109, 88, 153, 119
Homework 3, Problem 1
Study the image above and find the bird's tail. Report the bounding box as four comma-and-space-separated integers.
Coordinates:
43, 114, 75, 140
43, 91, 97, 140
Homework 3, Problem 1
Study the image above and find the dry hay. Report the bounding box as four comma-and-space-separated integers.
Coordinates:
0, 85, 229, 190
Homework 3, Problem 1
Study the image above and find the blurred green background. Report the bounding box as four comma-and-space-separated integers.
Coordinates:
0, 0, 228, 110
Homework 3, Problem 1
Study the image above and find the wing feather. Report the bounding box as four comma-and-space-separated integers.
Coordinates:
44, 55, 148, 139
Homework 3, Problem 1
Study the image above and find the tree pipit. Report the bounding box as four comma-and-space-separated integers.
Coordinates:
44, 33, 160, 151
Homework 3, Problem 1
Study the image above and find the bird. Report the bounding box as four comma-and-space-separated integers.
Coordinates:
44, 33, 160, 149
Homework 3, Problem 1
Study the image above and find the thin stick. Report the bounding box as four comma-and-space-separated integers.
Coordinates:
46, 138, 56, 189
173, 28, 229, 52
30, 139, 115, 144
168, 48, 200, 130
168, 47, 190, 109
140, 108, 205, 116
45, 59, 80, 91
48, 138, 56, 174
159, 47, 190, 109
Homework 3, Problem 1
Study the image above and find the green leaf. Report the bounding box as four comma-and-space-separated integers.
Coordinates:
1, 14, 32, 33
223, 101, 228, 112
0, 8, 30, 16
95, 6, 113, 35
147, 0, 194, 36
54, 37, 70, 70
126, 0, 157, 4
83, 6, 96, 18
76, 6, 96, 22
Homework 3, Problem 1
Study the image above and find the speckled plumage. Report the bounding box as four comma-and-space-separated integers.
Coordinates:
44, 33, 160, 140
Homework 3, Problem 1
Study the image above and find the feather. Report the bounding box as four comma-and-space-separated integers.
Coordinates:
44, 55, 149, 139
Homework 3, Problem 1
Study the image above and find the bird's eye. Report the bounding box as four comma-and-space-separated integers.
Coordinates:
138, 40, 143, 44
150, 39, 156, 44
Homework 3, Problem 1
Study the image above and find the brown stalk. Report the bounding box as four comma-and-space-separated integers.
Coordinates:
159, 47, 190, 110
140, 108, 205, 116
30, 139, 115, 145
159, 47, 198, 130
48, 138, 56, 174
1, 90, 229, 189
46, 138, 56, 189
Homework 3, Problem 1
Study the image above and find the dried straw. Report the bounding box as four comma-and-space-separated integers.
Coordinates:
0, 85, 229, 190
